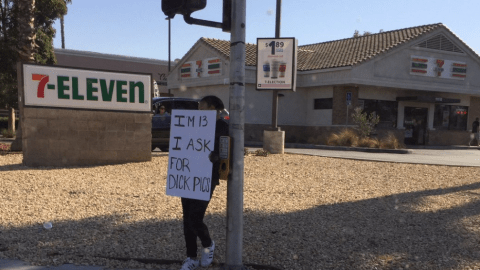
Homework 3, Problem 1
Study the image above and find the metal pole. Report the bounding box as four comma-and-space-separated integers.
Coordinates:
271, 0, 281, 130
226, 0, 245, 268
275, 0, 281, 37
168, 18, 171, 72
346, 106, 349, 126
168, 18, 171, 96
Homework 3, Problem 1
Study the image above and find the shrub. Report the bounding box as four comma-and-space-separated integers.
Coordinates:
254, 149, 270, 157
0, 143, 11, 153
351, 107, 380, 138
379, 133, 404, 149
327, 129, 359, 146
1, 129, 15, 138
327, 130, 405, 149
357, 137, 380, 148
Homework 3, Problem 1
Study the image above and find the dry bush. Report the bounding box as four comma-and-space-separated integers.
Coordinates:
379, 133, 405, 149
327, 129, 359, 146
254, 149, 270, 157
0, 142, 11, 154
1, 129, 15, 138
357, 137, 380, 148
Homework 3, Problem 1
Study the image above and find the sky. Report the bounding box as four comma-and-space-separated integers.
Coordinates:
52, 0, 480, 61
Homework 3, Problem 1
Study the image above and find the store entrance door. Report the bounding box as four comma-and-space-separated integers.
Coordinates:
404, 107, 428, 145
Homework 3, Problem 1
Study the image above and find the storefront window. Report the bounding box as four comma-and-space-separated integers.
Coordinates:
433, 105, 468, 130
360, 99, 398, 128
313, 98, 333, 110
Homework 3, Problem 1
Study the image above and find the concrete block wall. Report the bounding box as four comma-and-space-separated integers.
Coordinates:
427, 130, 471, 146
22, 107, 151, 167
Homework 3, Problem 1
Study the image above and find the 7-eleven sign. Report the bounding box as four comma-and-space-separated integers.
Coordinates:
179, 58, 222, 79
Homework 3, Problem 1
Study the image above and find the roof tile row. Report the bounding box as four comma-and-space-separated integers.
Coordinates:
201, 23, 447, 71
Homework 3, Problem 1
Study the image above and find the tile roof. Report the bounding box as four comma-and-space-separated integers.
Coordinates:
200, 23, 467, 71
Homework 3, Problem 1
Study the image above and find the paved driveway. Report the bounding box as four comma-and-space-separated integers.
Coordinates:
281, 147, 480, 167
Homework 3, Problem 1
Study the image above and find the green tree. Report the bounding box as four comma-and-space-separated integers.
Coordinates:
0, 0, 68, 142
351, 107, 380, 138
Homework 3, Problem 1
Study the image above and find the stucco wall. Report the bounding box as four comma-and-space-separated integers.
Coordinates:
171, 84, 308, 126
167, 44, 230, 89
305, 86, 333, 126
358, 86, 400, 100
352, 30, 480, 95
22, 107, 151, 167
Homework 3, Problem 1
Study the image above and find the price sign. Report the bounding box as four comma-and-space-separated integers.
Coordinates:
256, 38, 297, 91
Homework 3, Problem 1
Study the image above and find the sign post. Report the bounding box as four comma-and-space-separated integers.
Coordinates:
346, 92, 352, 126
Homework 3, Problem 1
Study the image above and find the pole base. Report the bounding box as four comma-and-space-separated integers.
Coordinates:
263, 130, 285, 154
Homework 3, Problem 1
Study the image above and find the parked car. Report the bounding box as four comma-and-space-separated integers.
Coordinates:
151, 97, 199, 152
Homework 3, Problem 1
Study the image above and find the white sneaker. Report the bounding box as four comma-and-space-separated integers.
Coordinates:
180, 257, 199, 270
200, 240, 215, 267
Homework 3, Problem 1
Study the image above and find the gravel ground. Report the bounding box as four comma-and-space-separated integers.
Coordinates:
1, 152, 480, 270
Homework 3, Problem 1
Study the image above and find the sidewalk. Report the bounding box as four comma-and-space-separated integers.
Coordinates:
0, 259, 105, 270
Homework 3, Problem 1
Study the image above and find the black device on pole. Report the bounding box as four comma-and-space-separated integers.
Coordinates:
161, 0, 231, 33
162, 0, 206, 19
222, 0, 231, 32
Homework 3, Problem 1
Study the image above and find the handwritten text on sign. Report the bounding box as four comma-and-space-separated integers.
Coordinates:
166, 110, 216, 201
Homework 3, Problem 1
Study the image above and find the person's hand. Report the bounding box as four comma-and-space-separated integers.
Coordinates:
208, 152, 219, 163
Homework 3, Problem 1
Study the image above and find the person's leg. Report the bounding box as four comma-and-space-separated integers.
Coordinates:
188, 200, 212, 248
182, 197, 199, 258
189, 184, 216, 248
181, 185, 216, 257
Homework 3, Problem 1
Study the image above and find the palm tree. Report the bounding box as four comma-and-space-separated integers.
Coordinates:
10, 0, 36, 151
16, 0, 36, 62
60, 0, 71, 49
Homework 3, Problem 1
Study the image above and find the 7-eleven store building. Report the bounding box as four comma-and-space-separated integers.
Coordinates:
167, 23, 480, 146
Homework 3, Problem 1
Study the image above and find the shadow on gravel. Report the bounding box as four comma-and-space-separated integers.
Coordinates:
2, 183, 480, 269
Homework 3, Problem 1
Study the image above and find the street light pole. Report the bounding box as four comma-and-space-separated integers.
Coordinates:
167, 17, 171, 96
225, 0, 246, 269
271, 0, 282, 131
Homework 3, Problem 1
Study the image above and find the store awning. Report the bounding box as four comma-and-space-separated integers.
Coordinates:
396, 96, 460, 103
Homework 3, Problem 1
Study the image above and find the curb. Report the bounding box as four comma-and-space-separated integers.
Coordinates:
245, 141, 412, 154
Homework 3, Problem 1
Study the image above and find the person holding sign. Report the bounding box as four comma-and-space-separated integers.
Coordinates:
180, 96, 229, 270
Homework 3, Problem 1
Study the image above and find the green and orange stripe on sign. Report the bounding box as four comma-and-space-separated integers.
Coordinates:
452, 62, 467, 78
412, 58, 428, 63
411, 69, 427, 74
411, 57, 428, 75
181, 63, 191, 78
207, 58, 221, 75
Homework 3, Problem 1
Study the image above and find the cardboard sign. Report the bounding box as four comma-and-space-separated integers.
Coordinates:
23, 64, 151, 112
166, 110, 216, 201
